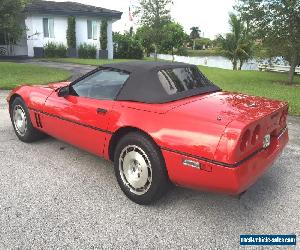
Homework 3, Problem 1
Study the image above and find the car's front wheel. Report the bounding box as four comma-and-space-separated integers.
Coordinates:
114, 132, 170, 205
10, 97, 45, 142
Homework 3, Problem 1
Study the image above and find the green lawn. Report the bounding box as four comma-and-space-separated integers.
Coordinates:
1, 59, 300, 116
199, 66, 300, 115
47, 59, 300, 115
0, 62, 71, 90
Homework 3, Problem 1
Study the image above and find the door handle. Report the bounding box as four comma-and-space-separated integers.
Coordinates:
97, 108, 107, 114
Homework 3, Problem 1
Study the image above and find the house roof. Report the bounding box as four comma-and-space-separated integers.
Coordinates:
24, 0, 122, 19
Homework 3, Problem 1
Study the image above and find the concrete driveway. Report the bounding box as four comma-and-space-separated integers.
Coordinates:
18, 59, 97, 81
0, 90, 299, 249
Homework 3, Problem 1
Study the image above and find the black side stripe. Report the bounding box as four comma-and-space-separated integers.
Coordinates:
29, 108, 113, 135
160, 146, 263, 168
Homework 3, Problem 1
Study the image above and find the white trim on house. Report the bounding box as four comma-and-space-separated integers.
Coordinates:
107, 20, 113, 60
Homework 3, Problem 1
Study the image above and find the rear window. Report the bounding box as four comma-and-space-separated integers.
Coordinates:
158, 67, 213, 95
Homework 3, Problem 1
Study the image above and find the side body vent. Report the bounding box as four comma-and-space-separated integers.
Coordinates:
34, 112, 43, 128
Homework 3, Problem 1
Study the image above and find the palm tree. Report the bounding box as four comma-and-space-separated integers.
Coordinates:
190, 26, 201, 50
217, 14, 253, 70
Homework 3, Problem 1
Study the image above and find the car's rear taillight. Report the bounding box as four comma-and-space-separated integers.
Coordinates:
279, 109, 288, 127
240, 129, 250, 152
251, 125, 261, 145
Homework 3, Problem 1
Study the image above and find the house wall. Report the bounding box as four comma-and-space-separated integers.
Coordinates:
25, 15, 103, 57
26, 15, 68, 57
76, 17, 101, 50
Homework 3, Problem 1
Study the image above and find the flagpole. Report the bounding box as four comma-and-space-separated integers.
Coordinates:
128, 1, 134, 33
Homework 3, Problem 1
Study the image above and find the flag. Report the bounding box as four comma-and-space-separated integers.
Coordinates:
129, 6, 133, 22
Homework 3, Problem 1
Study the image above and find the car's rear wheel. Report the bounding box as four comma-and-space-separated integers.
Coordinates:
114, 132, 170, 205
10, 97, 45, 142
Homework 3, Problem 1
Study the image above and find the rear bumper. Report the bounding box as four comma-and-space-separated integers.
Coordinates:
162, 128, 288, 195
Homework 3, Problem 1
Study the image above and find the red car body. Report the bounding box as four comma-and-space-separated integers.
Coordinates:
7, 79, 288, 195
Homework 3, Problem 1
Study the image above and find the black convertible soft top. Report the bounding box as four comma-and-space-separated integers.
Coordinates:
102, 61, 220, 103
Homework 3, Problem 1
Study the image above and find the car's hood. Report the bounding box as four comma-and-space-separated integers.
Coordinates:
34, 82, 71, 90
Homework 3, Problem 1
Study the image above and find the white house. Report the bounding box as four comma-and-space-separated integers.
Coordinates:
0, 1, 122, 59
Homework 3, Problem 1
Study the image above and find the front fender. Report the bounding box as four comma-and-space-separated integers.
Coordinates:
7, 85, 54, 112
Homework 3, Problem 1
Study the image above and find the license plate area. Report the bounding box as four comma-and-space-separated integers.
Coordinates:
263, 134, 271, 148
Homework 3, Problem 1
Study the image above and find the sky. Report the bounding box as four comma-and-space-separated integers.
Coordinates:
51, 0, 236, 39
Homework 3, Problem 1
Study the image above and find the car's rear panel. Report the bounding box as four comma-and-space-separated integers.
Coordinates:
158, 92, 289, 194
162, 127, 288, 194
214, 100, 288, 165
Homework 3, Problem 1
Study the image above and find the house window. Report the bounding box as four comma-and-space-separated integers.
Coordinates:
87, 20, 98, 40
43, 18, 54, 38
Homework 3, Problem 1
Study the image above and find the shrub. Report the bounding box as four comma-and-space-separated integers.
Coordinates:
67, 16, 76, 48
113, 33, 143, 59
56, 44, 68, 57
44, 42, 67, 58
78, 43, 97, 59
100, 20, 107, 50
44, 42, 57, 58
176, 46, 188, 56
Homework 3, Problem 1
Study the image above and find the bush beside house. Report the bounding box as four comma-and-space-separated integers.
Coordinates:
44, 42, 98, 59
78, 43, 97, 59
44, 42, 67, 58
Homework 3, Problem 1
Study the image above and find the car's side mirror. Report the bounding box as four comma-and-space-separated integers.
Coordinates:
58, 86, 70, 97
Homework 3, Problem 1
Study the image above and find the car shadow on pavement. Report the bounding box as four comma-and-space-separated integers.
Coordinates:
154, 161, 287, 214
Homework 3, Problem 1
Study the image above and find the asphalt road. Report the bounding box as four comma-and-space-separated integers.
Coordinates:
0, 90, 299, 249
21, 60, 96, 81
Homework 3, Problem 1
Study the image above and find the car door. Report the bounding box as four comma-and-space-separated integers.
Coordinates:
41, 68, 130, 156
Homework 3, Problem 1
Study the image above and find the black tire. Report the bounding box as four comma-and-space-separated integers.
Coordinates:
10, 97, 46, 142
114, 132, 170, 205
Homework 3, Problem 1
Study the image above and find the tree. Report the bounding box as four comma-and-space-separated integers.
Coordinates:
217, 13, 254, 70
66, 16, 76, 48
194, 37, 212, 50
100, 20, 108, 50
159, 22, 188, 60
0, 0, 29, 55
236, 0, 300, 84
134, 0, 173, 59
136, 26, 155, 57
190, 26, 201, 50
113, 32, 144, 59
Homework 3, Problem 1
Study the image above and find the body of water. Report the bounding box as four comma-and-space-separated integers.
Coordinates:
152, 54, 260, 70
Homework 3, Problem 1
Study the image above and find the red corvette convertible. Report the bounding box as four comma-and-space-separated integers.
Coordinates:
7, 62, 288, 204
